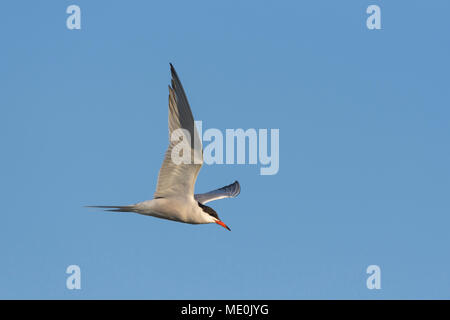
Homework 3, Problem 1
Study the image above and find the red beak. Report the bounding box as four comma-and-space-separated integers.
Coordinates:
215, 220, 231, 231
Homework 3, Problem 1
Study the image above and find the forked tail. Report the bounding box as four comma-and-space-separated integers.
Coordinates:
85, 205, 136, 213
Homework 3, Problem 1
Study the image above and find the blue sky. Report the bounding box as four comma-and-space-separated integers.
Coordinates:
1, 0, 449, 299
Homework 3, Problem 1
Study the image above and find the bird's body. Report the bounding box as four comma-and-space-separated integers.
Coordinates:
134, 197, 214, 224
87, 64, 240, 231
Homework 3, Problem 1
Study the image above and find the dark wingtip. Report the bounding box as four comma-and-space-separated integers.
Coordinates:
233, 180, 241, 197
169, 63, 180, 81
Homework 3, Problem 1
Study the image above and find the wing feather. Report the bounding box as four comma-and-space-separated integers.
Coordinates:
194, 181, 241, 204
154, 64, 203, 198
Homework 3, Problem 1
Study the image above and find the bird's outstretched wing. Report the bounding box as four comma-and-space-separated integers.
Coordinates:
154, 64, 203, 198
194, 181, 241, 204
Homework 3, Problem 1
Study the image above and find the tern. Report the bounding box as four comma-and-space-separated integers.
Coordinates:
87, 64, 240, 231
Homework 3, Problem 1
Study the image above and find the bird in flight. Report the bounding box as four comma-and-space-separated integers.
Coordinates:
87, 64, 240, 231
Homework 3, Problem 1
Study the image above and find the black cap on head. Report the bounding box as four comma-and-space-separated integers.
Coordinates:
197, 202, 219, 220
